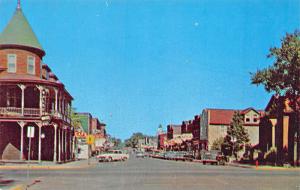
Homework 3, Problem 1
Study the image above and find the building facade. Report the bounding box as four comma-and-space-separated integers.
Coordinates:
259, 96, 299, 166
0, 5, 74, 162
200, 108, 262, 151
75, 113, 107, 158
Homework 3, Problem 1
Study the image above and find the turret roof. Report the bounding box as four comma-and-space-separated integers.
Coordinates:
0, 8, 43, 51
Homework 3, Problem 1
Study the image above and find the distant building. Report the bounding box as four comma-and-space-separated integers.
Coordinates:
167, 124, 182, 140
91, 117, 106, 153
157, 133, 167, 150
137, 137, 157, 151
200, 108, 263, 151
75, 113, 106, 158
0, 4, 74, 162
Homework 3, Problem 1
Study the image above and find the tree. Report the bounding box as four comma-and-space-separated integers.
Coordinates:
222, 111, 249, 160
251, 30, 300, 163
70, 107, 82, 130
110, 137, 122, 148
124, 132, 145, 148
211, 137, 224, 151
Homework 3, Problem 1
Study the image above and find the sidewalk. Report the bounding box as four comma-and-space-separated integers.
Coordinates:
3, 159, 98, 190
228, 162, 300, 171
192, 159, 300, 171
0, 158, 97, 171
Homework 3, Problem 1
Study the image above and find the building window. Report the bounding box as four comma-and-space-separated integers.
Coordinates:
253, 118, 258, 123
246, 118, 250, 122
27, 56, 35, 75
7, 54, 16, 73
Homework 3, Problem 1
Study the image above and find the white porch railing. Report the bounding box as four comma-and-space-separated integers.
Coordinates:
0, 107, 40, 117
24, 108, 40, 116
0, 107, 71, 123
0, 107, 22, 115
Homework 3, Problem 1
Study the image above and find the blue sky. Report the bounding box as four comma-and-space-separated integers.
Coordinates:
0, 0, 299, 140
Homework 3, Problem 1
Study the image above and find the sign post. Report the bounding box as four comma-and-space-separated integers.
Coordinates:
86, 135, 95, 165
27, 126, 35, 161
27, 126, 35, 181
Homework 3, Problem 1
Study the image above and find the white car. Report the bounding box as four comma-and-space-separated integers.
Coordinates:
96, 150, 129, 162
135, 151, 146, 158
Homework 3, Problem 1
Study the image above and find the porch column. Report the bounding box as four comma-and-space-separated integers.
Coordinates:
18, 84, 26, 115
37, 122, 42, 163
61, 128, 65, 160
270, 119, 277, 149
54, 88, 58, 113
58, 127, 61, 162
37, 85, 43, 116
70, 130, 72, 160
64, 128, 67, 160
53, 124, 58, 163
17, 121, 26, 160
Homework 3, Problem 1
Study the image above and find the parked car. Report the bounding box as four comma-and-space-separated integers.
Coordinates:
96, 150, 129, 162
183, 153, 195, 162
202, 151, 225, 165
164, 151, 177, 160
174, 152, 186, 161
154, 152, 165, 159
136, 151, 146, 158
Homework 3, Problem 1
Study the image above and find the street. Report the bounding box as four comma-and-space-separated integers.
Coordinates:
1, 157, 300, 190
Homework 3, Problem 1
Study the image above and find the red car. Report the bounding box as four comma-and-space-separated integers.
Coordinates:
202, 152, 225, 165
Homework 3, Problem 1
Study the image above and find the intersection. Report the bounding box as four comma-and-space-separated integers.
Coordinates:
2, 157, 299, 190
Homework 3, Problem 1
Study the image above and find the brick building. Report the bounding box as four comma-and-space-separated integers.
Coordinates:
167, 124, 182, 140
157, 133, 167, 150
75, 113, 107, 158
0, 4, 74, 162
259, 96, 299, 165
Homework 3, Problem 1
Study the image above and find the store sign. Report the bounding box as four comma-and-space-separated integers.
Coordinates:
27, 126, 35, 138
75, 131, 87, 138
173, 133, 193, 141
86, 135, 95, 145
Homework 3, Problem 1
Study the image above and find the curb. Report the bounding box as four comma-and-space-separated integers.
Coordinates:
192, 160, 202, 163
228, 163, 254, 169
0, 163, 97, 171
228, 163, 300, 171
254, 167, 300, 171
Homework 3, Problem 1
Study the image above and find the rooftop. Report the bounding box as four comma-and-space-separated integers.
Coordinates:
0, 7, 44, 53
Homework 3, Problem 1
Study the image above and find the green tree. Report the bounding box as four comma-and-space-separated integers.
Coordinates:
251, 30, 300, 163
211, 137, 224, 151
70, 108, 82, 130
222, 111, 249, 160
125, 132, 145, 148
110, 137, 122, 148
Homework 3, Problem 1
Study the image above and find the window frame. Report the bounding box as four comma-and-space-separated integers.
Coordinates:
7, 54, 17, 73
27, 55, 36, 75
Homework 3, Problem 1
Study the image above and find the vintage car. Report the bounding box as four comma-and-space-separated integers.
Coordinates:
202, 151, 226, 165
135, 151, 146, 158
96, 150, 129, 162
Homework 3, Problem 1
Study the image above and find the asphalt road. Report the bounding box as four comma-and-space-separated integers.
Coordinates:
1, 157, 300, 190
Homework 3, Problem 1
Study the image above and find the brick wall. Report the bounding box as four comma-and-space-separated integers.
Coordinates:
0, 48, 41, 77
